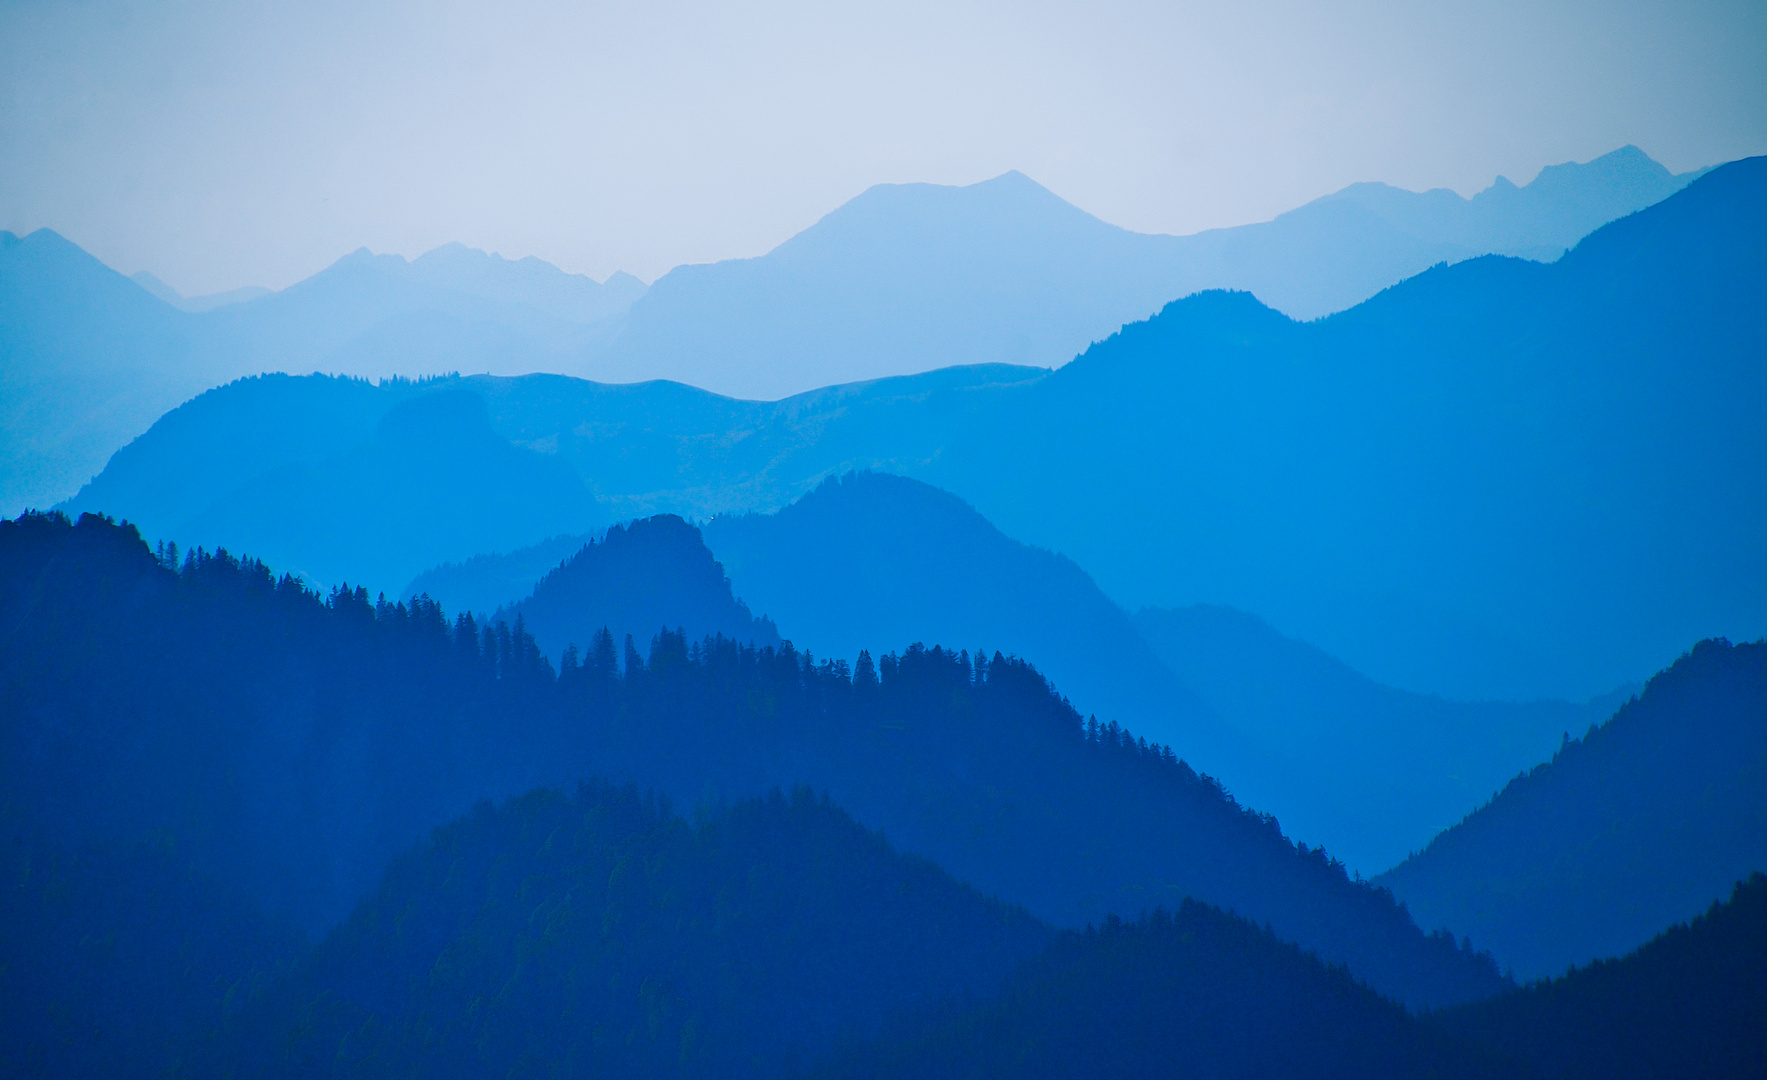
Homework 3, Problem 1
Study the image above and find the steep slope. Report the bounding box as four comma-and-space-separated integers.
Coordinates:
0, 511, 1505, 1009
1377, 639, 1767, 979
703, 474, 1633, 873
205, 784, 1047, 1080
701, 471, 1222, 772
1134, 605, 1620, 873
1437, 874, 1767, 1080
497, 515, 781, 661
588, 148, 1698, 398
2, 238, 642, 514
403, 531, 596, 619
817, 906, 1506, 1080
0, 229, 201, 516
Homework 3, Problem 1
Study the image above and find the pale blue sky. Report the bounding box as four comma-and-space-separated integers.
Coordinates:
3, 0, 1763, 294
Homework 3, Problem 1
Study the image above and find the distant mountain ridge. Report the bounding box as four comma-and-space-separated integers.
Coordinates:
0, 233, 644, 517
495, 514, 782, 660
70, 155, 1766, 701
582, 146, 1704, 399
6, 146, 1699, 515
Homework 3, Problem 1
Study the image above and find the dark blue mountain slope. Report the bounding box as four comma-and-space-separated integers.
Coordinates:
0, 511, 1506, 1010
1133, 605, 1617, 874
197, 785, 1048, 1080
701, 471, 1224, 769
1376, 638, 1767, 980
408, 473, 1598, 875
814, 904, 1509, 1080
1436, 873, 1767, 1080
496, 514, 781, 660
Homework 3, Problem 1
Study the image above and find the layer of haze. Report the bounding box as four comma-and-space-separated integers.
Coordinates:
3, 0, 1764, 296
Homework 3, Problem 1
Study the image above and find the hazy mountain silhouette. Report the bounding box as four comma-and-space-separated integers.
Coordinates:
403, 531, 596, 619
1376, 639, 1767, 980
172, 387, 607, 592
65, 363, 1040, 551
1437, 873, 1767, 1080
495, 515, 781, 661
583, 147, 1701, 398
3, 144, 1690, 516
129, 269, 271, 312
1, 229, 201, 517
57, 156, 1764, 700
1, 236, 643, 516
7, 147, 1694, 512
1133, 605, 1622, 874
1, 511, 1505, 1010
915, 155, 1767, 699
401, 472, 1599, 875
702, 472, 1607, 873
701, 471, 1224, 770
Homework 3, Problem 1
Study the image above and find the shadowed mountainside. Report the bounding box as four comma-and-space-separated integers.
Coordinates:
0, 511, 1506, 1013
814, 905, 1509, 1080
1436, 874, 1767, 1080
1133, 604, 1622, 873
197, 784, 1048, 1080
496, 514, 781, 661
1377, 639, 1767, 980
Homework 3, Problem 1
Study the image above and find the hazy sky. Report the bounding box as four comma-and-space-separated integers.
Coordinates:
3, 0, 1763, 294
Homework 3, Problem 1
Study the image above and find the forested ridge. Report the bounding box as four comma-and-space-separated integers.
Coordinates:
3, 511, 1762, 1077
197, 783, 1050, 1080
0, 510, 1500, 1062
1378, 637, 1767, 978
1437, 874, 1767, 1079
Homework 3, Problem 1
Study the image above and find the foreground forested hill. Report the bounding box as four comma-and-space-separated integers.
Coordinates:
0, 510, 1502, 1015
199, 784, 1048, 1080
1378, 638, 1767, 979
1437, 874, 1767, 1080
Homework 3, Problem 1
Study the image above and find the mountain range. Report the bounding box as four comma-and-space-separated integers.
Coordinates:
392, 478, 1607, 876
7, 145, 1697, 521
8, 510, 1761, 1078
0, 235, 643, 517
588, 146, 1702, 399
0, 510, 1505, 1010
65, 154, 1767, 702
